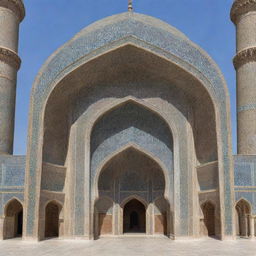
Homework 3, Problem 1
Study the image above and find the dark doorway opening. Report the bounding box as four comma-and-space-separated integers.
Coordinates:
201, 201, 215, 237
17, 211, 23, 236
4, 199, 23, 239
45, 202, 60, 238
123, 199, 146, 233
130, 211, 139, 229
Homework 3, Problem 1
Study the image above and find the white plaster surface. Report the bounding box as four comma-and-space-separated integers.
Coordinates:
1, 237, 256, 256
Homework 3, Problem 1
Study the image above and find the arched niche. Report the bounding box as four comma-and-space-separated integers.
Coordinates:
95, 146, 169, 237
4, 198, 23, 239
44, 201, 63, 239
236, 199, 251, 238
201, 201, 216, 237
91, 100, 173, 171
123, 199, 146, 233
96, 146, 166, 203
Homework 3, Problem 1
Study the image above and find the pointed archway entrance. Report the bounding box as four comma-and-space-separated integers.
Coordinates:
4, 199, 23, 239
96, 146, 171, 237
123, 199, 146, 233
45, 201, 62, 239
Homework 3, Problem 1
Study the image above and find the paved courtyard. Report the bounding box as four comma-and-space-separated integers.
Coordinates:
1, 237, 256, 256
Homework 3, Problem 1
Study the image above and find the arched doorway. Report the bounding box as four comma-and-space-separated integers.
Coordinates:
45, 201, 62, 238
201, 201, 215, 237
123, 199, 146, 233
4, 199, 23, 239
236, 199, 251, 237
97, 146, 168, 237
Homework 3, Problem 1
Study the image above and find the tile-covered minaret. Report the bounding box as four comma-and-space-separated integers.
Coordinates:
0, 0, 25, 154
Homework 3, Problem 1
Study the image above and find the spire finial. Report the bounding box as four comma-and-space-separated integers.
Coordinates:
128, 0, 133, 12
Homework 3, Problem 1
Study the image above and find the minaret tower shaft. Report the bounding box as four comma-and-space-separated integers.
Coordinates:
0, 0, 25, 154
231, 0, 256, 154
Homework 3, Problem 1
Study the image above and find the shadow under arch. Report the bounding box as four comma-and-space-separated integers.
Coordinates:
93, 143, 170, 201
235, 198, 252, 213
120, 195, 148, 209
89, 97, 176, 146
3, 198, 23, 239
122, 197, 147, 234
153, 196, 172, 236
44, 200, 63, 239
200, 200, 216, 237
94, 196, 114, 238
235, 198, 252, 238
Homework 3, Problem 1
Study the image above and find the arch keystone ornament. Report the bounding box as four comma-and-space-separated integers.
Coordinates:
23, 11, 234, 241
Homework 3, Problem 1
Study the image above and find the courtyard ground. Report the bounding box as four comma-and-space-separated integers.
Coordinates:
1, 236, 256, 256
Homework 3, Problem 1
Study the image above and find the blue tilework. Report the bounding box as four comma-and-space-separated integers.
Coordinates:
26, 12, 233, 236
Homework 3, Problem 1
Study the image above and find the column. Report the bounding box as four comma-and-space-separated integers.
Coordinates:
0, 0, 25, 154
113, 178, 120, 235
231, 0, 256, 154
250, 216, 255, 239
0, 217, 4, 239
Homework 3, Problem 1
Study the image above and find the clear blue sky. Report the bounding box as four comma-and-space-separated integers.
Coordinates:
14, 0, 236, 155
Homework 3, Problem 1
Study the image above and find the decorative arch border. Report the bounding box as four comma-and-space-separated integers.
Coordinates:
24, 14, 234, 239
43, 199, 63, 239
4, 197, 23, 217
73, 96, 181, 238
44, 199, 63, 212
88, 97, 176, 180
93, 143, 170, 201
235, 198, 252, 214
120, 195, 148, 235
43, 199, 64, 223
121, 195, 148, 209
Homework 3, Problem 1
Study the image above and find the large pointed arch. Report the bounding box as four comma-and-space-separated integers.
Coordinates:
94, 143, 170, 200
24, 12, 234, 240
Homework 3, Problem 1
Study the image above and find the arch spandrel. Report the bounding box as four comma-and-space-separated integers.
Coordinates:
24, 11, 234, 239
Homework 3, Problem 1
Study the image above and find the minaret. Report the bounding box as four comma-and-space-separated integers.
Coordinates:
231, 0, 256, 155
0, 0, 25, 154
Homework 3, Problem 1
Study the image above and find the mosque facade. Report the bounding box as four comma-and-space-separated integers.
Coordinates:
0, 0, 256, 241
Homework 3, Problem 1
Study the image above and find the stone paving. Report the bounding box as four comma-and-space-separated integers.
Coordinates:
1, 237, 256, 256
